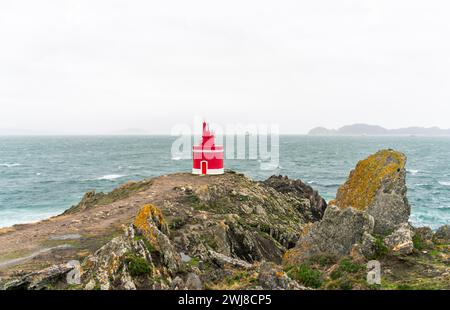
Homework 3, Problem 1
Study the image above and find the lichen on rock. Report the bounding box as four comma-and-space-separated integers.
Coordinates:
331, 149, 410, 234
133, 204, 181, 274
262, 175, 327, 221
134, 204, 168, 246
2, 167, 448, 291
80, 225, 154, 290
283, 206, 374, 266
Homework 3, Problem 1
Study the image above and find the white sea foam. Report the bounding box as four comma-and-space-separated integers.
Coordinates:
171, 156, 182, 161
96, 174, 125, 181
416, 183, 429, 187
0, 163, 21, 167
407, 169, 419, 175
439, 181, 450, 187
259, 163, 281, 170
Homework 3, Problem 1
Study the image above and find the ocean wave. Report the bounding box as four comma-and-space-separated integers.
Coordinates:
415, 183, 432, 188
171, 156, 182, 161
407, 169, 419, 175
259, 163, 281, 171
306, 181, 340, 188
97, 174, 126, 180
439, 181, 450, 187
0, 163, 21, 168
81, 174, 127, 181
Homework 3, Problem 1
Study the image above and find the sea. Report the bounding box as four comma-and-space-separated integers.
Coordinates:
0, 136, 449, 230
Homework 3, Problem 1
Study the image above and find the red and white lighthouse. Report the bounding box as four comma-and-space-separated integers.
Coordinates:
192, 121, 224, 175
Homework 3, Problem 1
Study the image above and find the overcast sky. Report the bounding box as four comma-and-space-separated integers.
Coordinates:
1, 0, 450, 134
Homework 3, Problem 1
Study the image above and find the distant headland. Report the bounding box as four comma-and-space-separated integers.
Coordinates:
308, 124, 450, 136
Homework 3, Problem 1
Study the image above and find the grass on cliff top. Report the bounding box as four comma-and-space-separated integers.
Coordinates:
65, 179, 154, 214
209, 270, 258, 290
285, 256, 370, 290
325, 258, 367, 290
283, 245, 449, 291
284, 255, 337, 289
285, 263, 323, 288
379, 244, 450, 290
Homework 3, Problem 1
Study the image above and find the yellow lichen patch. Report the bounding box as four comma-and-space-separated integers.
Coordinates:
134, 204, 166, 247
282, 248, 300, 266
299, 223, 313, 238
209, 270, 258, 290
333, 149, 406, 211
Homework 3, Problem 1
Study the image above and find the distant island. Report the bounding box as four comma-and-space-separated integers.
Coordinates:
308, 124, 450, 136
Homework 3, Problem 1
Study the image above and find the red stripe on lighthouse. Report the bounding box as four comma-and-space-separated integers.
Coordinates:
192, 121, 224, 175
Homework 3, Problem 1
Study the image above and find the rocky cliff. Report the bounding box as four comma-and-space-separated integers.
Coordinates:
0, 152, 449, 290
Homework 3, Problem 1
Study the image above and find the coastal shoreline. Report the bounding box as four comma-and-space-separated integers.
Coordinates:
0, 151, 449, 290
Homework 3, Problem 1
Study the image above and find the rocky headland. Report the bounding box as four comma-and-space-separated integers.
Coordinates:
308, 124, 450, 136
0, 150, 449, 290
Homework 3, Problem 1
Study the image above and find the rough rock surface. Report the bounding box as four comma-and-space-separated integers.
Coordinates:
262, 176, 327, 221
78, 198, 313, 290
283, 206, 374, 265
3, 263, 75, 290
66, 260, 81, 285
82, 225, 152, 290
384, 223, 414, 255
331, 149, 410, 234
433, 225, 450, 244
1, 165, 449, 291
413, 227, 434, 248
1, 172, 325, 290
358, 233, 378, 260
257, 262, 307, 290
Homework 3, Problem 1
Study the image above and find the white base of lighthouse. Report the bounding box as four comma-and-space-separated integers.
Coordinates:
192, 168, 224, 175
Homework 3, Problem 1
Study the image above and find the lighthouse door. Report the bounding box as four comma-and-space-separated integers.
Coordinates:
201, 161, 208, 175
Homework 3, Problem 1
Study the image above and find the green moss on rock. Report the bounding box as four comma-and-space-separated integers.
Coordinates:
285, 263, 323, 288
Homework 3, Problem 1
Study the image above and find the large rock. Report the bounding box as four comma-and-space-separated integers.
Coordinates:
384, 223, 414, 255
331, 149, 410, 234
257, 262, 307, 290
283, 205, 374, 265
262, 175, 327, 221
81, 226, 153, 290
73, 172, 328, 290
3, 263, 75, 290
133, 204, 181, 273
81, 205, 183, 290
